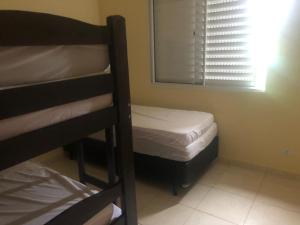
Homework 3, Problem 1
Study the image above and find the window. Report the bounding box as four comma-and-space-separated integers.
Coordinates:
151, 0, 294, 90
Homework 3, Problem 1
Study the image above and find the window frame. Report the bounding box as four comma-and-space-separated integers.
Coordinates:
148, 0, 264, 92
149, 0, 156, 84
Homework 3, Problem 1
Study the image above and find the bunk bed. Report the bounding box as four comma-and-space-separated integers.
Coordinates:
0, 10, 137, 225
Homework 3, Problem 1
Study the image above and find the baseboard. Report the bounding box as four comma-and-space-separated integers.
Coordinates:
218, 157, 300, 181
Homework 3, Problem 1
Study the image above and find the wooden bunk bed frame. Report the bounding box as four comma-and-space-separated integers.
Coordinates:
0, 10, 137, 225
75, 135, 218, 195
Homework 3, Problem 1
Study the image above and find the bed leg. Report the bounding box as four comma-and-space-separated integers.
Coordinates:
171, 163, 179, 196
172, 183, 178, 196
76, 141, 86, 184
105, 127, 117, 185
69, 148, 76, 160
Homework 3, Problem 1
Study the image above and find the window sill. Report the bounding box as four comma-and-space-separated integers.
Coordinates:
151, 81, 266, 93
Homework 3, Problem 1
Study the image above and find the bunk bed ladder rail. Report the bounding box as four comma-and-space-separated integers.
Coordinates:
107, 15, 138, 225
71, 16, 137, 225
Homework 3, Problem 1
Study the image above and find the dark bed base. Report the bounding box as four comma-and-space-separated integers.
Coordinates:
134, 136, 219, 194
69, 136, 218, 195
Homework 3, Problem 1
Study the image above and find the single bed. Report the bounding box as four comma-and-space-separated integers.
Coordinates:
0, 10, 137, 225
83, 105, 219, 195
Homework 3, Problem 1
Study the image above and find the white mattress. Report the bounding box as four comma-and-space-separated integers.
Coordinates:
0, 162, 121, 225
90, 104, 218, 162
0, 45, 109, 89
0, 44, 113, 141
133, 123, 217, 162
0, 94, 113, 141
131, 105, 214, 148
91, 122, 217, 162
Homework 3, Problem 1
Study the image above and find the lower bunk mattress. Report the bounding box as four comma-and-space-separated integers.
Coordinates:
0, 162, 121, 225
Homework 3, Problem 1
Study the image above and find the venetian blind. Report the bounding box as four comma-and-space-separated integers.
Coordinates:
204, 0, 255, 88
153, 0, 257, 89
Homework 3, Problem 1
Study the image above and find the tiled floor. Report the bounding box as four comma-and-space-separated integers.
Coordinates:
37, 152, 300, 225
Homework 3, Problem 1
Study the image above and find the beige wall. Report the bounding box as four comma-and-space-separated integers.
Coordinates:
1, 1, 299, 174
0, 0, 101, 24
98, 0, 300, 174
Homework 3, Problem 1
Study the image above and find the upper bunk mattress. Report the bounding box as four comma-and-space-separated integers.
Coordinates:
0, 44, 113, 141
0, 162, 121, 225
0, 45, 109, 89
131, 105, 215, 148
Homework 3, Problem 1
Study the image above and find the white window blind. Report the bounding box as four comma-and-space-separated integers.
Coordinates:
153, 0, 257, 89
204, 0, 255, 88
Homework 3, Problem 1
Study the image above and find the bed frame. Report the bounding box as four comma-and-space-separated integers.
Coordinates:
0, 10, 137, 225
67, 136, 218, 195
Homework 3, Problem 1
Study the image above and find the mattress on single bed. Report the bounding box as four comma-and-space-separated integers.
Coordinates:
131, 105, 214, 148
0, 162, 121, 225
89, 105, 217, 161
90, 122, 217, 162
133, 122, 218, 162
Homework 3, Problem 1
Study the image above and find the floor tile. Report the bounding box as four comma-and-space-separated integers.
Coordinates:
136, 180, 168, 211
177, 184, 211, 208
244, 202, 300, 225
197, 188, 253, 225
39, 154, 300, 225
139, 196, 194, 225
198, 161, 228, 187
185, 210, 235, 225
197, 171, 224, 187
197, 161, 228, 187
256, 174, 300, 213
215, 165, 265, 199
136, 179, 212, 210
208, 161, 230, 174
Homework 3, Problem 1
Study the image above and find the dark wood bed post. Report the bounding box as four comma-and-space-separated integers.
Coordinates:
107, 16, 138, 225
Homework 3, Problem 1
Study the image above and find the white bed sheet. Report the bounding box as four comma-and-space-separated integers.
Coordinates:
131, 105, 214, 148
0, 45, 109, 89
0, 162, 121, 225
91, 122, 217, 162
0, 44, 113, 141
133, 123, 218, 162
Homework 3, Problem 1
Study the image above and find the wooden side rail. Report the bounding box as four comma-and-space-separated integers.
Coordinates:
46, 183, 122, 225
0, 10, 109, 46
0, 107, 117, 170
0, 74, 113, 120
